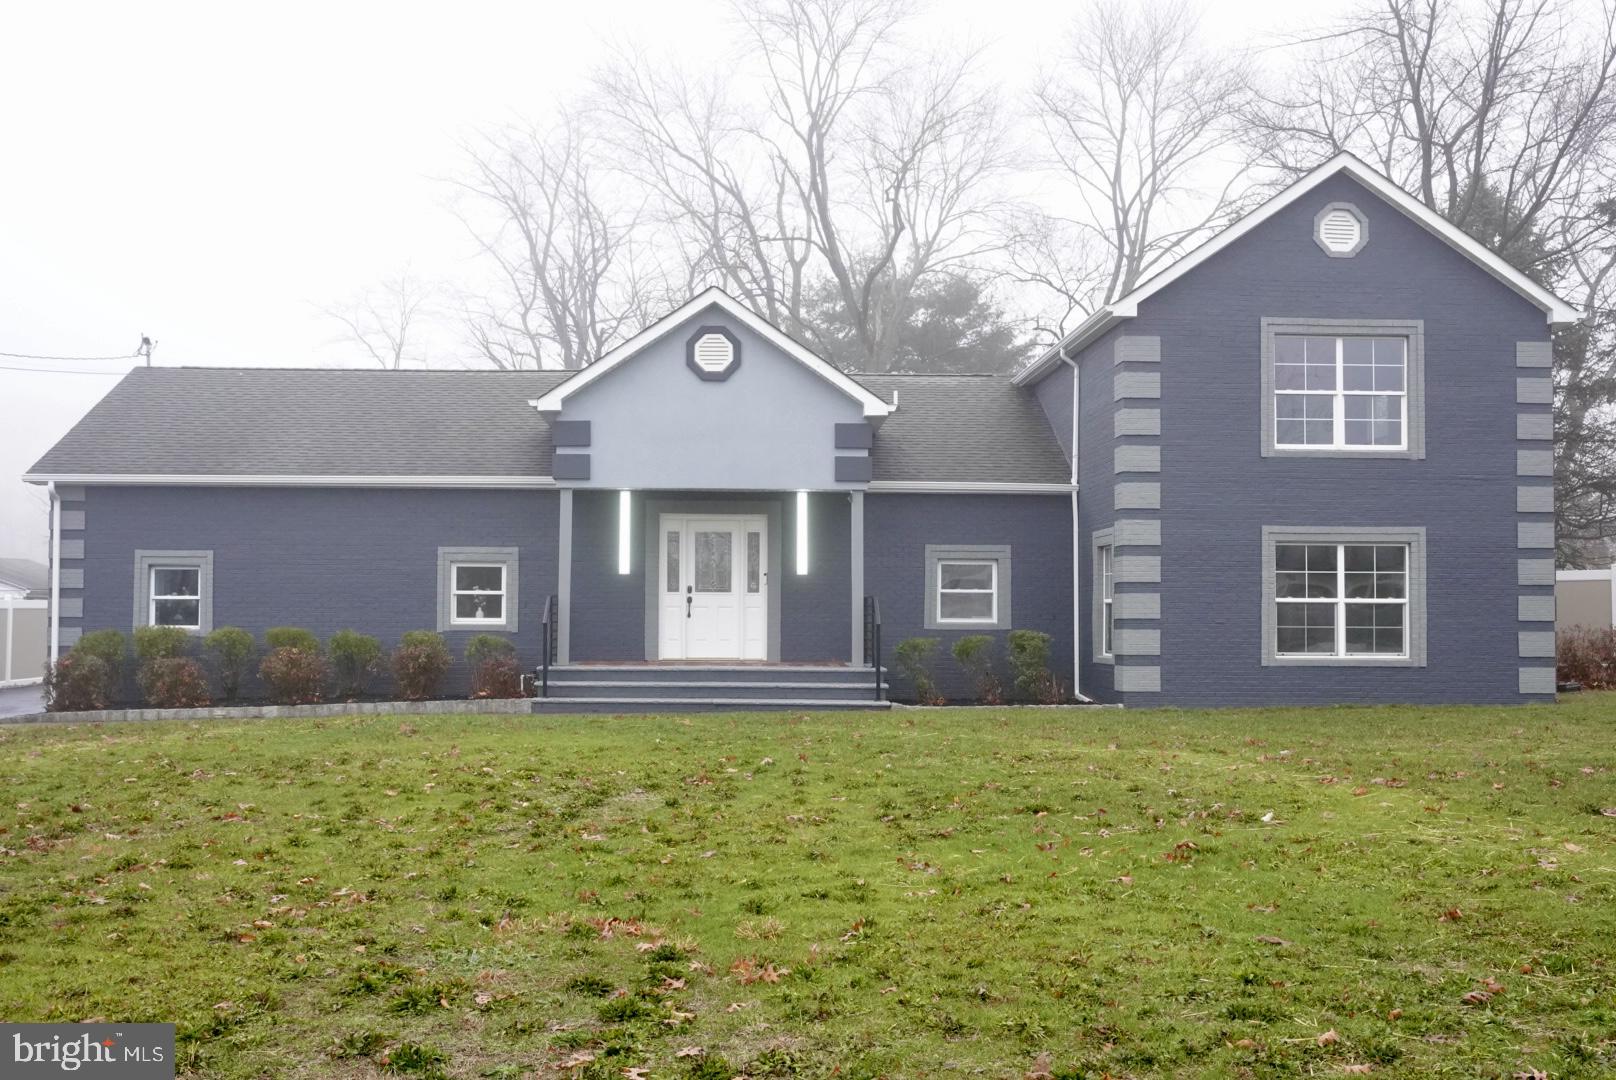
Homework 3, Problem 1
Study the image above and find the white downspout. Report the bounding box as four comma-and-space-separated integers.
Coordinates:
48, 481, 60, 665
1064, 345, 1083, 702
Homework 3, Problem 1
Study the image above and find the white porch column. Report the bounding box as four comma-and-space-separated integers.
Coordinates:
557, 488, 573, 665
849, 490, 864, 664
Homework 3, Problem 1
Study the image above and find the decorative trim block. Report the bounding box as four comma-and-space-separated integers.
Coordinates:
1515, 341, 1552, 368
60, 568, 84, 589
1114, 665, 1161, 692
1516, 377, 1552, 405
1516, 449, 1553, 476
551, 420, 592, 447
1516, 485, 1553, 513
60, 539, 84, 560
59, 626, 82, 646
1115, 554, 1162, 584
834, 422, 873, 449
834, 455, 873, 483
1114, 408, 1161, 437
1517, 522, 1555, 549
1115, 628, 1161, 655
1114, 592, 1161, 620
1517, 595, 1555, 622
59, 510, 85, 531
1113, 446, 1161, 474
56, 485, 85, 502
1114, 482, 1161, 510
1114, 336, 1161, 364
552, 453, 591, 481
1519, 667, 1556, 695
1517, 630, 1556, 658
1516, 414, 1553, 441
1113, 519, 1162, 547
1517, 558, 1555, 586
1113, 371, 1161, 401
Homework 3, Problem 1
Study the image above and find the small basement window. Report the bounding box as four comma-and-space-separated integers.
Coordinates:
923, 545, 1012, 630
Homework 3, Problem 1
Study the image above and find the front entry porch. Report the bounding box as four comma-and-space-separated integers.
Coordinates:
533, 660, 889, 712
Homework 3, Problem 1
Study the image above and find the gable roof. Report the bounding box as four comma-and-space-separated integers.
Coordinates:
529, 287, 894, 420
1014, 152, 1582, 386
24, 368, 1066, 486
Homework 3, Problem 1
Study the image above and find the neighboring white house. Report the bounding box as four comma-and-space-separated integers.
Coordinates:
1556, 566, 1616, 634
0, 557, 49, 687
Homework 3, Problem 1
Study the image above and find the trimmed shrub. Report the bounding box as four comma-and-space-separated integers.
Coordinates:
951, 634, 1002, 704
1558, 628, 1616, 689
893, 637, 943, 704
259, 647, 329, 705
205, 627, 255, 702
471, 656, 524, 699
464, 634, 516, 665
329, 630, 384, 699
133, 625, 190, 664
265, 626, 320, 654
393, 631, 452, 701
72, 629, 128, 701
1007, 629, 1062, 704
44, 653, 111, 713
138, 658, 211, 709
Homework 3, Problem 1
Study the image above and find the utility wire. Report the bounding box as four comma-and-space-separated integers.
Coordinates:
0, 349, 140, 362
0, 361, 133, 375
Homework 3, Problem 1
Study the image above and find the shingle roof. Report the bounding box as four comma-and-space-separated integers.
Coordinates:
857, 374, 1070, 483
28, 367, 1068, 484
0, 557, 49, 598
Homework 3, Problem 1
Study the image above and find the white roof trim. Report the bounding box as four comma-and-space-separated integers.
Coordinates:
23, 474, 557, 489
529, 287, 892, 419
866, 480, 1074, 494
1015, 152, 1582, 386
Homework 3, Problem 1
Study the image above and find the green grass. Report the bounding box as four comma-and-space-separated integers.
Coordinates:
1, 699, 1614, 1078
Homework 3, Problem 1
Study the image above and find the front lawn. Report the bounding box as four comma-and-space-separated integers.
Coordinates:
1, 699, 1613, 1078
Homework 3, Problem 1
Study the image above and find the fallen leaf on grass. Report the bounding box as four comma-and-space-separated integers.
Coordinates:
1024, 1051, 1055, 1080
1255, 935, 1291, 946
1387, 1008, 1402, 1020
1513, 1069, 1549, 1079
1341, 1065, 1373, 1074
556, 1050, 595, 1070
675, 1046, 704, 1058
1229, 1039, 1260, 1050
1316, 1029, 1341, 1047
1438, 908, 1463, 922
622, 1069, 650, 1080
1461, 990, 1492, 1006
1600, 808, 1616, 818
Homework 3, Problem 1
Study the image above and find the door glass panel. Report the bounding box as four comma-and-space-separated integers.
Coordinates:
666, 531, 680, 592
747, 531, 761, 592
694, 531, 732, 592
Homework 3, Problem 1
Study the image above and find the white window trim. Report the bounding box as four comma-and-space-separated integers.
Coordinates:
1272, 543, 1409, 660
149, 566, 203, 630
1273, 336, 1409, 452
1260, 318, 1425, 460
922, 544, 1012, 631
935, 559, 998, 626
1260, 526, 1427, 668
450, 563, 507, 626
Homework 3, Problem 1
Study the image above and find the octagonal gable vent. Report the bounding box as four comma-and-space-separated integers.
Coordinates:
1315, 203, 1367, 257
693, 333, 733, 371
686, 326, 741, 381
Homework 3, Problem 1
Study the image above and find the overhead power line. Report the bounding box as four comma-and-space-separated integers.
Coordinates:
0, 361, 133, 375
0, 349, 140, 362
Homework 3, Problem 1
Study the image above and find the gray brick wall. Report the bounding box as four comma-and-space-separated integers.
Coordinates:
77, 486, 560, 698
866, 493, 1072, 701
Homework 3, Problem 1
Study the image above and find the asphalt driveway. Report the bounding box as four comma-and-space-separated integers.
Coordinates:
0, 684, 44, 719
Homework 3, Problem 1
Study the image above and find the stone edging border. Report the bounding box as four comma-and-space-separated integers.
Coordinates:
3, 698, 534, 726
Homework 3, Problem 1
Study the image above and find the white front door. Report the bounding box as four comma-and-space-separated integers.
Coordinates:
658, 514, 767, 660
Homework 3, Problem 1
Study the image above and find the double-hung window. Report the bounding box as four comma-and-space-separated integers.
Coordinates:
936, 560, 997, 624
1274, 542, 1407, 657
150, 566, 202, 629
450, 564, 506, 625
1099, 545, 1115, 656
1261, 319, 1424, 459
1261, 526, 1427, 667
1274, 335, 1406, 449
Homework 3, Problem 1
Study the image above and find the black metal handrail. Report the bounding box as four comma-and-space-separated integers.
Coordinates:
538, 593, 556, 698
863, 595, 883, 701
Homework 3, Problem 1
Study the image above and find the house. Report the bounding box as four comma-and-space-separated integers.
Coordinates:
0, 557, 49, 687
24, 153, 1578, 708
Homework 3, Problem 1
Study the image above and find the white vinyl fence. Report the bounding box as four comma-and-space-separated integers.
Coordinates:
1, 596, 48, 687
1556, 567, 1616, 634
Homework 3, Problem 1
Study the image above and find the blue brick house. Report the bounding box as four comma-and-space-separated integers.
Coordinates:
27, 154, 1578, 708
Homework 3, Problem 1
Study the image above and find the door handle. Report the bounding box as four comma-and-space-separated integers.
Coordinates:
686, 586, 693, 618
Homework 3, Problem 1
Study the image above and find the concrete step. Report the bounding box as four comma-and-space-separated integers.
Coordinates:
543, 664, 878, 686
531, 696, 892, 714
541, 679, 885, 702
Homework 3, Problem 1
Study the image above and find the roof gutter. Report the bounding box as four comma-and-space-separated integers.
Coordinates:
1012, 303, 1135, 387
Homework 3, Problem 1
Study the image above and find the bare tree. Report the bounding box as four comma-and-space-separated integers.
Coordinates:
1555, 189, 1616, 564
1021, 0, 1255, 333
321, 272, 433, 369
452, 111, 665, 370
596, 0, 1010, 371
